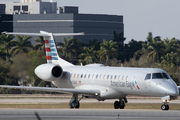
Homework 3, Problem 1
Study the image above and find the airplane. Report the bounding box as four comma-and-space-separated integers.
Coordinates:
0, 31, 180, 110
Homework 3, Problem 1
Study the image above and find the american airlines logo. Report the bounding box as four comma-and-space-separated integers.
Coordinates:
111, 81, 135, 89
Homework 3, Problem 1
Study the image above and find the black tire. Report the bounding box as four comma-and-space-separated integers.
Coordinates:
165, 105, 169, 110
119, 101, 125, 109
75, 102, 80, 109
161, 104, 169, 110
69, 102, 74, 109
161, 105, 166, 110
114, 101, 120, 109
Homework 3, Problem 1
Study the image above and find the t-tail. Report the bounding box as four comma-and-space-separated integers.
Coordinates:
2, 31, 84, 66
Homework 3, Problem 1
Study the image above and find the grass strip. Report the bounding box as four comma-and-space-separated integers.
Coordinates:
0, 103, 180, 110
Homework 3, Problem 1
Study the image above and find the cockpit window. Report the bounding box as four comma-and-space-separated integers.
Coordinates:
145, 74, 151, 80
152, 73, 163, 79
162, 73, 171, 79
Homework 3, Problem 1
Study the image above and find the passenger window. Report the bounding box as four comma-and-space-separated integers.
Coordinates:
92, 74, 94, 79
118, 75, 120, 80
111, 75, 113, 79
122, 76, 124, 80
96, 75, 98, 79
152, 73, 163, 79
81, 74, 83, 78
99, 75, 102, 79
74, 74, 76, 78
84, 74, 86, 78
103, 75, 106, 79
145, 74, 151, 80
77, 74, 79, 78
126, 76, 128, 80
107, 75, 109, 79
70, 73, 72, 78
114, 75, 117, 80
88, 74, 90, 78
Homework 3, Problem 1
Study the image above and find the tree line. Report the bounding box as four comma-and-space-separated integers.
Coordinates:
0, 32, 180, 87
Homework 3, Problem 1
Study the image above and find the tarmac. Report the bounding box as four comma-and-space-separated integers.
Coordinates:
0, 109, 180, 120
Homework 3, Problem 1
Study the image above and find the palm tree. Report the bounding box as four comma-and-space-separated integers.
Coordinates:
147, 39, 165, 63
33, 37, 45, 53
79, 46, 97, 64
113, 31, 126, 51
58, 37, 81, 62
89, 39, 101, 50
0, 46, 7, 61
99, 39, 119, 65
10, 35, 33, 55
0, 34, 14, 60
163, 37, 180, 54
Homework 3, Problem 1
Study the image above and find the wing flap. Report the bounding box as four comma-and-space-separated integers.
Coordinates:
0, 85, 100, 95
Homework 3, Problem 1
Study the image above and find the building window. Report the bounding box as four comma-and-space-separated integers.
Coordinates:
14, 6, 20, 11
22, 6, 28, 11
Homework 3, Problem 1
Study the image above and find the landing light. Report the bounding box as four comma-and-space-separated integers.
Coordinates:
95, 93, 99, 96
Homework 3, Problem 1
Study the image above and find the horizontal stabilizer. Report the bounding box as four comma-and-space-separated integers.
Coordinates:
0, 85, 100, 96
2, 31, 85, 37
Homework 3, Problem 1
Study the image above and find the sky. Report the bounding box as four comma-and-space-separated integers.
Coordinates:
1, 0, 180, 43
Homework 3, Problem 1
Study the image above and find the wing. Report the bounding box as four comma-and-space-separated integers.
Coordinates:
2, 31, 84, 37
0, 85, 100, 96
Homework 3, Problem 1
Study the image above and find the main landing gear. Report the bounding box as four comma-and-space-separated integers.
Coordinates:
69, 94, 83, 109
114, 97, 127, 109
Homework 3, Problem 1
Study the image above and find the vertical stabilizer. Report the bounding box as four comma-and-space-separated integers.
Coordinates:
41, 31, 74, 66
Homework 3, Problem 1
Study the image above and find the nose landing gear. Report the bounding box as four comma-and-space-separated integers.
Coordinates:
69, 94, 83, 109
161, 103, 169, 110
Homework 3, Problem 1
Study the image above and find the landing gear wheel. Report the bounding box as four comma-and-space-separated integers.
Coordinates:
119, 100, 125, 109
161, 104, 169, 110
69, 101, 80, 109
114, 101, 120, 109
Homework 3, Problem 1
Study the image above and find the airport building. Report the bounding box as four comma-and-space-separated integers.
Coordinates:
0, 0, 124, 44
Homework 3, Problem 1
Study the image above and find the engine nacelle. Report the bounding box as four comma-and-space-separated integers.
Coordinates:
35, 64, 63, 81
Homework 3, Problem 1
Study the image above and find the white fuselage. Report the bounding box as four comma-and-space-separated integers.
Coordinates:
52, 65, 179, 100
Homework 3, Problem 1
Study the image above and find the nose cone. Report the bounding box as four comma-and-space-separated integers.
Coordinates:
167, 87, 179, 96
157, 80, 179, 96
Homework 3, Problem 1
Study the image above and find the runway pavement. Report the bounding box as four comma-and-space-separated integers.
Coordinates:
0, 109, 179, 120
0, 98, 180, 104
